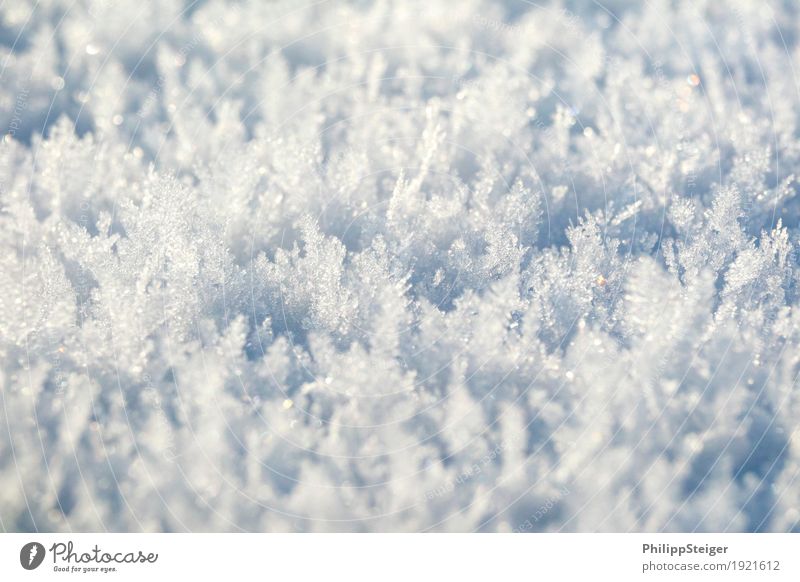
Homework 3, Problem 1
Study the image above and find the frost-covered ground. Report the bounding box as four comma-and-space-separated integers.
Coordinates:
1, 0, 800, 532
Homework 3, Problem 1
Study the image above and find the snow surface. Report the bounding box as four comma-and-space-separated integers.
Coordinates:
2, 0, 800, 532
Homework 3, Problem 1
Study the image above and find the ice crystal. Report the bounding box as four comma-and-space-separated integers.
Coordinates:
1, 0, 799, 532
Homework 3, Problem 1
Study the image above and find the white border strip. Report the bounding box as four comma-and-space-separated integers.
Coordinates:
1, 533, 797, 581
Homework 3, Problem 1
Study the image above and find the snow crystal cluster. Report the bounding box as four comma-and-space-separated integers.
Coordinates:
2, 0, 800, 532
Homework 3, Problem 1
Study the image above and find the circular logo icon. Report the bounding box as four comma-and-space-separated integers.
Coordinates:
20, 542, 46, 570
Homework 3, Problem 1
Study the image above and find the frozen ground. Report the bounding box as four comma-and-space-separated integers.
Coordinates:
1, 0, 800, 532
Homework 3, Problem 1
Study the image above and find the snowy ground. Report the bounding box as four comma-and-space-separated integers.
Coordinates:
1, 0, 800, 532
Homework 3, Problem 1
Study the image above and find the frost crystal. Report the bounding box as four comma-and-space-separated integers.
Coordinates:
1, 0, 800, 532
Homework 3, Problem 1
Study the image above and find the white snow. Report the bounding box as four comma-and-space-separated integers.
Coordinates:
1, 0, 800, 532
